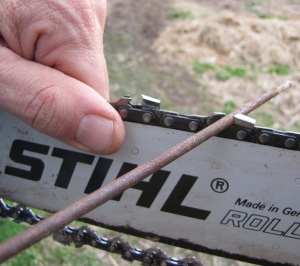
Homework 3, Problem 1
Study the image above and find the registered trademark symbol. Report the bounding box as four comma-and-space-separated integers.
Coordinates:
211, 178, 229, 193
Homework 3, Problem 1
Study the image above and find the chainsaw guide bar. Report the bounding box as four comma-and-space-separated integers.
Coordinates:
0, 95, 299, 265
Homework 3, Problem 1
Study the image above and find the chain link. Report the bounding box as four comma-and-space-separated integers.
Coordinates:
0, 199, 204, 266
111, 96, 300, 151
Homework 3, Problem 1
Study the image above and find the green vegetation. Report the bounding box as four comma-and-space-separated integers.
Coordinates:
0, 199, 101, 266
193, 61, 216, 75
169, 9, 192, 19
107, 52, 177, 111
108, 60, 156, 95
267, 64, 291, 75
291, 123, 300, 132
221, 100, 238, 114
214, 68, 231, 81
193, 60, 247, 81
247, 0, 263, 6
193, 60, 292, 82
215, 67, 247, 81
105, 33, 158, 99
224, 67, 247, 78
254, 11, 289, 20
257, 13, 274, 19
255, 112, 275, 127
245, 1, 289, 20
219, 100, 275, 129
104, 33, 130, 54
0, 227, 97, 266
0, 220, 38, 266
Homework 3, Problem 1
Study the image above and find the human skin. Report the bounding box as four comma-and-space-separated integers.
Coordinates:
0, 0, 125, 154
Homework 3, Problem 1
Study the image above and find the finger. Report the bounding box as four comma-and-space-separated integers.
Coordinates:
0, 46, 125, 154
32, 1, 110, 99
36, 45, 110, 100
96, 0, 107, 31
1, 0, 109, 99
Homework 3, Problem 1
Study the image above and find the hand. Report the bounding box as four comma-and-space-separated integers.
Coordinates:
0, 0, 125, 154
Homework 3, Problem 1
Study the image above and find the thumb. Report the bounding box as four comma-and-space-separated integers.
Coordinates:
0, 46, 125, 155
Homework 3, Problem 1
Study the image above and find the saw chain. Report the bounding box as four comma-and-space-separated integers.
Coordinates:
0, 199, 204, 266
111, 95, 300, 151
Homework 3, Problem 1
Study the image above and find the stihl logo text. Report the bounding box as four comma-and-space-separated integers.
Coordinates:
4, 139, 211, 221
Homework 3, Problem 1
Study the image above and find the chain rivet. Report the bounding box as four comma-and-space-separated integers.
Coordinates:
285, 138, 296, 149
259, 133, 270, 144
188, 121, 199, 132
25, 218, 32, 224
163, 116, 173, 127
142, 113, 152, 123
90, 240, 97, 247
108, 246, 116, 252
236, 130, 247, 140
124, 251, 131, 259
143, 257, 152, 265
74, 235, 83, 242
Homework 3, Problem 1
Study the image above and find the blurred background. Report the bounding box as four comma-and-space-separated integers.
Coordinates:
107, 0, 300, 131
2, 0, 300, 265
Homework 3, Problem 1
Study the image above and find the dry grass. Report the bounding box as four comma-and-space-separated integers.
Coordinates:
153, 7, 300, 129
154, 12, 300, 67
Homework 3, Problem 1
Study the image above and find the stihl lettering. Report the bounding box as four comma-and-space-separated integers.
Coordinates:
4, 139, 211, 221
221, 210, 300, 240
112, 163, 170, 208
52, 148, 95, 189
5, 140, 50, 181
235, 198, 266, 210
161, 175, 211, 220
84, 157, 113, 194
112, 162, 137, 202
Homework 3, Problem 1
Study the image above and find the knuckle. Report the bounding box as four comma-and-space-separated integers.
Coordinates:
25, 86, 65, 135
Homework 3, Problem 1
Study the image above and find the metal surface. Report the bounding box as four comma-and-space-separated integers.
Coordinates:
233, 114, 256, 130
0, 81, 295, 264
1, 120, 300, 265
